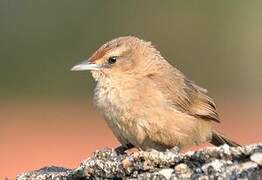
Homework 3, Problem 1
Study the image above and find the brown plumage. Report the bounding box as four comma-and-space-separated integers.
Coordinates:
71, 36, 240, 151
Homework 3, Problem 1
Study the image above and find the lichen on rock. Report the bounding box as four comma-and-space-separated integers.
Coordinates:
17, 144, 262, 179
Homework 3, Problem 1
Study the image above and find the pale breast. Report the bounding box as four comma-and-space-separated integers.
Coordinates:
93, 80, 134, 145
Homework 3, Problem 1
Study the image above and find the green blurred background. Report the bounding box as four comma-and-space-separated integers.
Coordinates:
1, 0, 261, 100
0, 0, 262, 176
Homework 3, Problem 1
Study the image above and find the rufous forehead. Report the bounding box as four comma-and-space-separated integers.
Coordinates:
89, 45, 113, 62
89, 41, 130, 62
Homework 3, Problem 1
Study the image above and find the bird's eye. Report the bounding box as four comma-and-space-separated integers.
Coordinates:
108, 56, 117, 64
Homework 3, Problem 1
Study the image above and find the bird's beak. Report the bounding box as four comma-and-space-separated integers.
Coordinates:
71, 60, 102, 71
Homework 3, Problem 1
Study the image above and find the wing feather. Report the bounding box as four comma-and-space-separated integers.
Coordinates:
147, 65, 220, 123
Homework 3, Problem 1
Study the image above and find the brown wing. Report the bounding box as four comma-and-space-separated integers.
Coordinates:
182, 78, 219, 122
147, 65, 220, 123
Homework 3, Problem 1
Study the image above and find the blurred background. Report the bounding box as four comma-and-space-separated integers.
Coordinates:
1, 1, 262, 178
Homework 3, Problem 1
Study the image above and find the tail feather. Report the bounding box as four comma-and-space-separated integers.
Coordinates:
211, 131, 240, 147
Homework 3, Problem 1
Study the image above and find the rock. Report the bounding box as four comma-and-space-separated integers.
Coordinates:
174, 163, 189, 174
158, 168, 174, 179
17, 166, 71, 180
17, 143, 262, 179
174, 163, 192, 179
250, 152, 262, 165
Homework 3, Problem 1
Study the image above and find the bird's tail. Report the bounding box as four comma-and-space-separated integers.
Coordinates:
210, 131, 240, 147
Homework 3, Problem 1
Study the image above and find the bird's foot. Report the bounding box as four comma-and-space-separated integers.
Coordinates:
114, 143, 134, 155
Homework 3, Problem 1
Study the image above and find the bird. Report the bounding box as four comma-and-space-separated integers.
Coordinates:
71, 36, 240, 152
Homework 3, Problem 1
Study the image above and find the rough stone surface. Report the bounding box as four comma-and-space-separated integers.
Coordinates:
17, 144, 262, 179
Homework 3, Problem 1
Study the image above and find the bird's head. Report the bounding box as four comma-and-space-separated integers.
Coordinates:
71, 36, 165, 81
